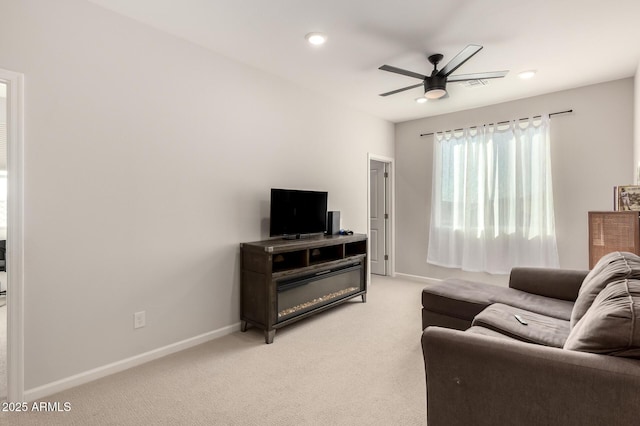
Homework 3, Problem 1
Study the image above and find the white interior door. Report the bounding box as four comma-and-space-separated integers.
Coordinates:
370, 160, 387, 275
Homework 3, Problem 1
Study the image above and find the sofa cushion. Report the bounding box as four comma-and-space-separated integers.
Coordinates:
472, 303, 570, 348
572, 251, 640, 328
422, 279, 574, 323
508, 267, 587, 301
564, 278, 640, 357
465, 325, 518, 341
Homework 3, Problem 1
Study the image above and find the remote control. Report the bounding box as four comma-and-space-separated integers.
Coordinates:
514, 314, 528, 325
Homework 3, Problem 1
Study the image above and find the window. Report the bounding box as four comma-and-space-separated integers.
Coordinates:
427, 116, 559, 274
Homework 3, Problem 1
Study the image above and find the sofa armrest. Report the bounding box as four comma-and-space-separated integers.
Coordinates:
508, 267, 588, 301
422, 327, 640, 426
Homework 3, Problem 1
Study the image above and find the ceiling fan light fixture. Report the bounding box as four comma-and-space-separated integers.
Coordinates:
425, 88, 447, 99
305, 32, 327, 46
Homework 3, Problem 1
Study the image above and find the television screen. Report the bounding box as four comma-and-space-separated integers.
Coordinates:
270, 188, 328, 238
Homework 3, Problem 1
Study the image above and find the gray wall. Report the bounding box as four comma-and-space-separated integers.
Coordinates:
396, 78, 634, 286
1, 0, 394, 391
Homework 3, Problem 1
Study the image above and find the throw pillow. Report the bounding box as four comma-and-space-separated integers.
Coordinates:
571, 251, 640, 328
564, 278, 640, 358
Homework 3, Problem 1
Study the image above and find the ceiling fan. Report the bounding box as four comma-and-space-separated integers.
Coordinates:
378, 44, 508, 100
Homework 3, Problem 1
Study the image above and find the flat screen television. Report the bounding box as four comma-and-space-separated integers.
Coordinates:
270, 188, 328, 238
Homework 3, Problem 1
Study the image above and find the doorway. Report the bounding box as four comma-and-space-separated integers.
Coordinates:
0, 81, 6, 401
368, 154, 393, 277
0, 68, 25, 403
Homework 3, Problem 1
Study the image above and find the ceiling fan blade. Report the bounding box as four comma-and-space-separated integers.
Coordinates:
379, 65, 427, 80
379, 83, 424, 97
437, 44, 483, 77
447, 71, 509, 82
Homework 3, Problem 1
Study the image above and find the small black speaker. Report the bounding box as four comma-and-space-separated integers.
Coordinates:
327, 211, 340, 235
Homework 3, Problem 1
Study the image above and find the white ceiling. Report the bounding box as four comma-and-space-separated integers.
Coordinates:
87, 0, 640, 123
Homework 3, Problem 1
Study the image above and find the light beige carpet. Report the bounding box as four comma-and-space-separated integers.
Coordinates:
0, 275, 428, 425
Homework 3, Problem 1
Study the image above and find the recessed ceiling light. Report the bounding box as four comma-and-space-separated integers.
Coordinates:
415, 97, 428, 104
518, 70, 537, 80
305, 32, 327, 46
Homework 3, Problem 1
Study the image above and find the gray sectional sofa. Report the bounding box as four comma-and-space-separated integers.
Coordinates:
421, 251, 640, 426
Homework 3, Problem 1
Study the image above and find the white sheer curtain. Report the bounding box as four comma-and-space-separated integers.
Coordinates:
427, 115, 559, 274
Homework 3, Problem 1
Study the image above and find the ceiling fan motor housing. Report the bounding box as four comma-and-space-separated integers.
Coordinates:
425, 75, 447, 92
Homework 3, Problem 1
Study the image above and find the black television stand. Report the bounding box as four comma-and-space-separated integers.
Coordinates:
240, 233, 367, 343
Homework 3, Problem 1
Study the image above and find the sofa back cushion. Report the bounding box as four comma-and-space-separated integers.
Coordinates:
564, 278, 640, 357
571, 251, 640, 328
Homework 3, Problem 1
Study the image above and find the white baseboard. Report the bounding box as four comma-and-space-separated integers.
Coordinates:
24, 322, 241, 402
394, 272, 443, 283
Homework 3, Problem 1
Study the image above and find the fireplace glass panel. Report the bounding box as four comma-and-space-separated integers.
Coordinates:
277, 266, 361, 321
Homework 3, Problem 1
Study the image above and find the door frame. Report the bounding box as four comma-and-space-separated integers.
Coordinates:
367, 153, 394, 280
0, 68, 25, 402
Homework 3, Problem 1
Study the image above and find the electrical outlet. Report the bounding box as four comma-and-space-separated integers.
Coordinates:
134, 311, 146, 329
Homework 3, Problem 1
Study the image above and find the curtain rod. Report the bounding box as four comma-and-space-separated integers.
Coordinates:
419, 109, 573, 137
